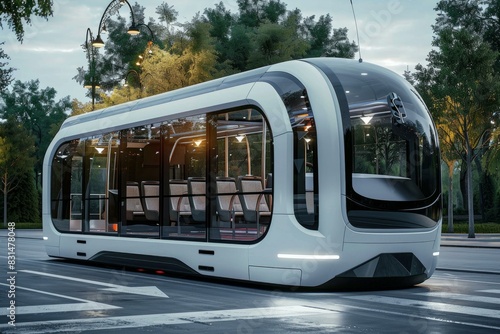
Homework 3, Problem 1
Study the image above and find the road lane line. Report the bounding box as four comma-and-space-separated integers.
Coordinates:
0, 283, 120, 315
419, 291, 500, 304
479, 289, 500, 294
19, 269, 168, 298
345, 295, 500, 318
0, 305, 335, 333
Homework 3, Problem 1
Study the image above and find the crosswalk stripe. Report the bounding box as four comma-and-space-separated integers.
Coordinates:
419, 292, 500, 304
346, 295, 500, 319
0, 305, 336, 333
479, 289, 500, 294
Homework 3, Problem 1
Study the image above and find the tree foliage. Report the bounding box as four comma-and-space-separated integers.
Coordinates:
0, 118, 36, 226
413, 0, 500, 235
0, 0, 53, 42
0, 80, 71, 176
1, 1, 54, 93
74, 0, 357, 111
0, 42, 14, 92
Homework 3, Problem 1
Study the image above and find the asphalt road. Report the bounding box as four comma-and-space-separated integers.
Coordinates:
1, 233, 499, 333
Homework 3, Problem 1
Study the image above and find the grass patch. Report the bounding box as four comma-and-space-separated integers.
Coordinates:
0, 222, 42, 229
442, 222, 500, 233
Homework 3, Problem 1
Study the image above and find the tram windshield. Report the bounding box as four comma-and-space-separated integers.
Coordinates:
307, 59, 440, 227
342, 65, 439, 204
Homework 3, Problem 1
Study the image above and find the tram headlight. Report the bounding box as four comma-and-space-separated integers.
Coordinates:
432, 251, 439, 256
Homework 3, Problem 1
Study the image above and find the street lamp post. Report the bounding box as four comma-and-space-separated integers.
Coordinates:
124, 69, 142, 99
84, 28, 100, 110
82, 0, 156, 107
136, 23, 155, 44
92, 0, 139, 48
82, 0, 138, 108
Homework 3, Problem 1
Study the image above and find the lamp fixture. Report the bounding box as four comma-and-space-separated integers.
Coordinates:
92, 35, 105, 48
194, 140, 203, 147
235, 135, 245, 142
95, 147, 105, 154
84, 82, 100, 89
127, 23, 140, 35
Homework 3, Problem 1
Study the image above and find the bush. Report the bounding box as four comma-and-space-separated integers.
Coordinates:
0, 171, 40, 224
0, 222, 42, 229
442, 222, 500, 233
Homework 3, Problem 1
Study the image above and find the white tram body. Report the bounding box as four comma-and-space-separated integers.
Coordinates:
43, 58, 442, 288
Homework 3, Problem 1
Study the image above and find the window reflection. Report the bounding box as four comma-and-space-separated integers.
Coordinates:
51, 109, 273, 242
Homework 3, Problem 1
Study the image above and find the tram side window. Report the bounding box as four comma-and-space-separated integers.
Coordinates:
51, 139, 84, 232
162, 115, 207, 239
210, 109, 273, 241
123, 124, 161, 235
290, 90, 318, 230
50, 134, 120, 234
161, 109, 272, 242
262, 73, 319, 230
84, 135, 114, 233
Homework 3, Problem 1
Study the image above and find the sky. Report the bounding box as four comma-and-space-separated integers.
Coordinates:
1, 0, 437, 104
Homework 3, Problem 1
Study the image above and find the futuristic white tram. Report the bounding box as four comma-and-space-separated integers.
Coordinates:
43, 58, 442, 289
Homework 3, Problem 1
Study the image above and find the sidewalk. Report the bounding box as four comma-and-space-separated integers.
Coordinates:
440, 233, 500, 248
0, 228, 43, 239
1, 229, 500, 248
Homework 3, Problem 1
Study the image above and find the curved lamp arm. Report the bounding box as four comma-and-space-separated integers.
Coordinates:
136, 23, 155, 43
93, 0, 138, 47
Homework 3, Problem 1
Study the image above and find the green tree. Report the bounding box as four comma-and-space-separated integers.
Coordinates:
74, 3, 164, 96
414, 26, 500, 238
77, 0, 358, 109
247, 21, 309, 68
0, 0, 53, 42
436, 98, 464, 232
156, 1, 178, 47
0, 80, 70, 181
237, 0, 287, 27
203, 2, 234, 63
0, 43, 14, 92
302, 14, 357, 58
7, 170, 39, 224
0, 119, 36, 226
433, 0, 500, 212
434, 0, 500, 68
1, 1, 53, 91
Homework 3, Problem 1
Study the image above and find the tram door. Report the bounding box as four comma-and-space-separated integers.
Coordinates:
84, 133, 120, 234
120, 124, 161, 237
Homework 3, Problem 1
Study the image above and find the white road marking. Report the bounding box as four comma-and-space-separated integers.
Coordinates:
20, 269, 168, 298
346, 295, 500, 318
479, 289, 500, 294
0, 283, 120, 315
420, 291, 500, 304
431, 275, 500, 286
0, 305, 335, 333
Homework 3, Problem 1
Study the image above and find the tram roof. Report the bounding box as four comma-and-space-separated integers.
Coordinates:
61, 58, 390, 130
62, 65, 272, 130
